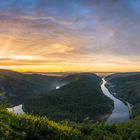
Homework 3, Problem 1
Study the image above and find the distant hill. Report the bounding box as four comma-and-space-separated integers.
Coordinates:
24, 73, 113, 122
106, 72, 140, 117
0, 69, 62, 105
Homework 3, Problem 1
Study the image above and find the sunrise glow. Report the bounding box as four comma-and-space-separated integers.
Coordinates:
0, 0, 140, 72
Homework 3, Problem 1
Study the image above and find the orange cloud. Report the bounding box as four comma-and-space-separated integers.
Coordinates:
0, 11, 140, 72
51, 44, 74, 53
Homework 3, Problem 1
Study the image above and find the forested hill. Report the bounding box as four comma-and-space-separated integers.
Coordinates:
0, 69, 62, 105
0, 70, 114, 121
1, 71, 140, 139
24, 73, 113, 122
105, 72, 140, 117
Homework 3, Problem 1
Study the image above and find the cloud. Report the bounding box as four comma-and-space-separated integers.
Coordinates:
0, 0, 140, 71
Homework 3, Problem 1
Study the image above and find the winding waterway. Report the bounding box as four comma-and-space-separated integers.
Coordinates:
7, 79, 130, 122
101, 78, 130, 123
7, 104, 24, 115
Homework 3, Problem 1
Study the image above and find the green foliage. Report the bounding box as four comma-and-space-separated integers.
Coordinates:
106, 73, 140, 118
133, 103, 140, 117
1, 107, 140, 140
24, 74, 113, 122
0, 108, 81, 140
0, 69, 62, 105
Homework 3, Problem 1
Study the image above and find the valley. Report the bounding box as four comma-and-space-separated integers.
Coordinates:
1, 70, 140, 140
0, 69, 62, 105
24, 73, 113, 122
101, 78, 130, 123
106, 73, 140, 118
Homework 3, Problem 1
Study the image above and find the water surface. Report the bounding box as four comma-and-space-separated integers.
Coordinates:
7, 104, 24, 115
101, 78, 130, 123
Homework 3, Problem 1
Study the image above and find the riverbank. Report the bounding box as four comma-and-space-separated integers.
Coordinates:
104, 80, 133, 119
101, 78, 130, 123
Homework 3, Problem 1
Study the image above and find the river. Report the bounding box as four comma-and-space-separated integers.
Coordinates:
7, 104, 24, 115
7, 80, 130, 122
101, 78, 130, 123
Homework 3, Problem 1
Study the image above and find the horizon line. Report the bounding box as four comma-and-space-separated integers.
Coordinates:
0, 68, 140, 73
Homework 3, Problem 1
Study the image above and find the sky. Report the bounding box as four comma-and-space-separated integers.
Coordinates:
0, 0, 140, 72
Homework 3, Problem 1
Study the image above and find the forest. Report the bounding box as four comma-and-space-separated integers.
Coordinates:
106, 73, 140, 118
24, 74, 113, 122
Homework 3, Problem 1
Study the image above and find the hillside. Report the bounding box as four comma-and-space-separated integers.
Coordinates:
0, 69, 62, 105
105, 72, 140, 117
1, 106, 140, 140
24, 73, 113, 122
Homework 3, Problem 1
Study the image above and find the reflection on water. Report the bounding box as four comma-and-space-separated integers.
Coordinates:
101, 78, 130, 123
7, 104, 24, 115
56, 86, 60, 89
